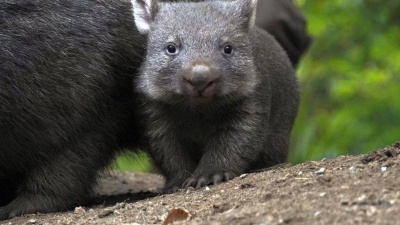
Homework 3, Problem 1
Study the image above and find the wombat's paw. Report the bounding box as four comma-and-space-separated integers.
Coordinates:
0, 195, 68, 221
0, 207, 11, 221
0, 197, 37, 220
182, 170, 237, 189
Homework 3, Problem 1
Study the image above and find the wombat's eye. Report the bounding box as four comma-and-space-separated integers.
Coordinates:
223, 44, 233, 55
166, 43, 178, 55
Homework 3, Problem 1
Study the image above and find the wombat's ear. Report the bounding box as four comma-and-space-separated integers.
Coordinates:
132, 0, 159, 34
236, 0, 258, 31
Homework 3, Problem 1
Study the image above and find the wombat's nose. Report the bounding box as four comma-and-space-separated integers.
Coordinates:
183, 64, 220, 93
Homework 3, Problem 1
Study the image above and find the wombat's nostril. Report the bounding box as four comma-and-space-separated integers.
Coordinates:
182, 64, 220, 93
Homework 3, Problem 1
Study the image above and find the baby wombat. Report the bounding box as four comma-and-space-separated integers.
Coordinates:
132, 0, 299, 192
0, 0, 143, 219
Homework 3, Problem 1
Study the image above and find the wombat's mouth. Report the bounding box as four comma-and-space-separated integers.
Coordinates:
182, 79, 221, 99
184, 80, 220, 109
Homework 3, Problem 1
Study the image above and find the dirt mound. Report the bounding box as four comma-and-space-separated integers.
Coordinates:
2, 142, 399, 225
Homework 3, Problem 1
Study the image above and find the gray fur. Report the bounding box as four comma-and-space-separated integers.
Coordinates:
133, 0, 299, 192
0, 0, 144, 219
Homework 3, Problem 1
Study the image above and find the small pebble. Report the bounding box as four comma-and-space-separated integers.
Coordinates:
357, 195, 366, 202
188, 187, 195, 191
315, 168, 325, 174
74, 206, 86, 214
381, 166, 387, 172
239, 174, 248, 179
27, 219, 36, 224
186, 187, 195, 193
98, 209, 113, 218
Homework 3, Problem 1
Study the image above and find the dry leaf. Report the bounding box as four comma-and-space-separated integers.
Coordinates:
162, 208, 195, 225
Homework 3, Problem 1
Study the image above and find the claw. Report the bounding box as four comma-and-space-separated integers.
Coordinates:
212, 174, 223, 185
182, 178, 196, 189
195, 177, 208, 189
181, 170, 238, 190
224, 172, 232, 181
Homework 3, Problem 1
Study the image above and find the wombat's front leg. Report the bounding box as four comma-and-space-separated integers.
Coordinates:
143, 111, 198, 193
147, 137, 198, 193
183, 115, 265, 189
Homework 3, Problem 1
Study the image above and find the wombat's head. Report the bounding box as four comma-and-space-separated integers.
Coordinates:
133, 0, 259, 108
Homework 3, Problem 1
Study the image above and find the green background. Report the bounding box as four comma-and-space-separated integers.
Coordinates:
116, 0, 400, 171
290, 0, 400, 163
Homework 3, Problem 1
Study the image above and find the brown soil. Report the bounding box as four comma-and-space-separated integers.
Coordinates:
2, 142, 400, 225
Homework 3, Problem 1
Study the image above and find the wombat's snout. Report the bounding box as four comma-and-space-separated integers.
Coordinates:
181, 64, 221, 98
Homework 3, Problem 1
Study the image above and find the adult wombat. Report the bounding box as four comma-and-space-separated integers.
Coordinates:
256, 0, 311, 66
132, 0, 300, 192
0, 0, 143, 219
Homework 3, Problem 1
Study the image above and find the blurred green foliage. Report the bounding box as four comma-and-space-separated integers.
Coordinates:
115, 152, 152, 172
290, 0, 400, 163
117, 0, 400, 171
